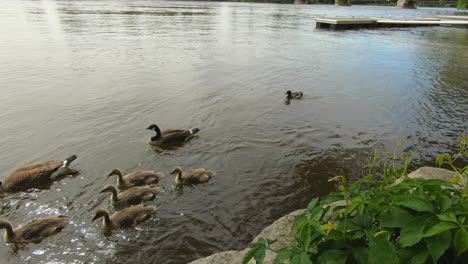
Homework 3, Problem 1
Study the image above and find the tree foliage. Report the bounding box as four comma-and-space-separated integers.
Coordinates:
458, 0, 468, 10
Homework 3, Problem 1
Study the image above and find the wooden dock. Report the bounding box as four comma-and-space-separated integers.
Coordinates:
316, 16, 468, 30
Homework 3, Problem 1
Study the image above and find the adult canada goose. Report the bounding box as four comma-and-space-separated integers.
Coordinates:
286, 90, 303, 99
92, 205, 156, 236
0, 215, 68, 244
146, 124, 200, 150
170, 166, 215, 186
0, 155, 78, 193
107, 168, 164, 190
100, 184, 161, 209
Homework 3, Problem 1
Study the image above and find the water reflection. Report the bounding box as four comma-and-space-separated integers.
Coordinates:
0, 1, 467, 264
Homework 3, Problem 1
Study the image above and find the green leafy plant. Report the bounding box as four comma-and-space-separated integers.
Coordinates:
243, 137, 468, 264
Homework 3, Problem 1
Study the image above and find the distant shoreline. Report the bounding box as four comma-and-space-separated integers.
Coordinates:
190, 0, 457, 8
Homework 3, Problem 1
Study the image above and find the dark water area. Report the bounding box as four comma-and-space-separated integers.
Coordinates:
0, 1, 467, 263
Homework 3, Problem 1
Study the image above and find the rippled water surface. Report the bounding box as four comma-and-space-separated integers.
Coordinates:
0, 1, 467, 263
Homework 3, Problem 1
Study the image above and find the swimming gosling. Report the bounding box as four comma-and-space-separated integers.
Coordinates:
0, 155, 78, 193
100, 184, 161, 209
286, 90, 303, 99
0, 215, 68, 244
146, 124, 200, 150
108, 168, 164, 190
171, 166, 215, 186
92, 205, 156, 236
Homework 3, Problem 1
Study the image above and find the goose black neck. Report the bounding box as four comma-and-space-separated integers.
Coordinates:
152, 125, 161, 140
103, 214, 111, 226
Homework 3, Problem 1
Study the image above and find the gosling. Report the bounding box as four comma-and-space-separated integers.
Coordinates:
107, 168, 164, 190
170, 166, 215, 186
0, 215, 68, 245
92, 205, 156, 236
100, 184, 161, 209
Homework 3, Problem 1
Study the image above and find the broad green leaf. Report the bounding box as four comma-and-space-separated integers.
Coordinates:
273, 248, 292, 264
290, 252, 312, 264
331, 206, 346, 219
409, 246, 429, 264
368, 234, 398, 264
437, 213, 458, 224
307, 206, 323, 221
292, 214, 308, 234
421, 179, 454, 187
437, 194, 452, 213
307, 197, 319, 211
243, 238, 267, 264
310, 219, 325, 235
393, 195, 433, 213
425, 232, 451, 263
348, 230, 366, 240
254, 245, 266, 264
454, 228, 468, 256
319, 205, 331, 221
351, 247, 369, 264
399, 216, 437, 247
242, 246, 259, 264
321, 192, 346, 205
346, 200, 360, 214
318, 249, 347, 264
379, 206, 413, 228
456, 135, 468, 141
423, 222, 458, 237
446, 207, 468, 217
397, 247, 413, 263
300, 223, 311, 250
346, 196, 363, 214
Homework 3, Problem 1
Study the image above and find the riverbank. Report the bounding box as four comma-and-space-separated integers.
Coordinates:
209, 0, 458, 8
190, 167, 458, 264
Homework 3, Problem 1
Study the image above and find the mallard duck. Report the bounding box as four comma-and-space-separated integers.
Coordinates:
100, 184, 161, 209
0, 155, 78, 193
286, 90, 303, 99
0, 215, 68, 244
92, 205, 156, 236
146, 124, 200, 149
170, 166, 215, 186
107, 168, 164, 190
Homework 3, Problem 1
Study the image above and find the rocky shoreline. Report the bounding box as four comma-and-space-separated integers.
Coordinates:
190, 167, 457, 264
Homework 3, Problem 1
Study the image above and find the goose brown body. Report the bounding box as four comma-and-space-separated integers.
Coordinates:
92, 205, 156, 236
108, 168, 164, 190
171, 167, 215, 186
100, 184, 161, 209
0, 215, 68, 244
146, 124, 200, 149
0, 155, 77, 193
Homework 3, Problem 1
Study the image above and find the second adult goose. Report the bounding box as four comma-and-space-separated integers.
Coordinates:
0, 155, 78, 193
170, 166, 215, 186
146, 124, 200, 150
108, 168, 164, 190
0, 215, 68, 244
100, 184, 161, 209
92, 205, 156, 236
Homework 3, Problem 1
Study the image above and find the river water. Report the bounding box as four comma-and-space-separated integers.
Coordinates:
0, 1, 467, 263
